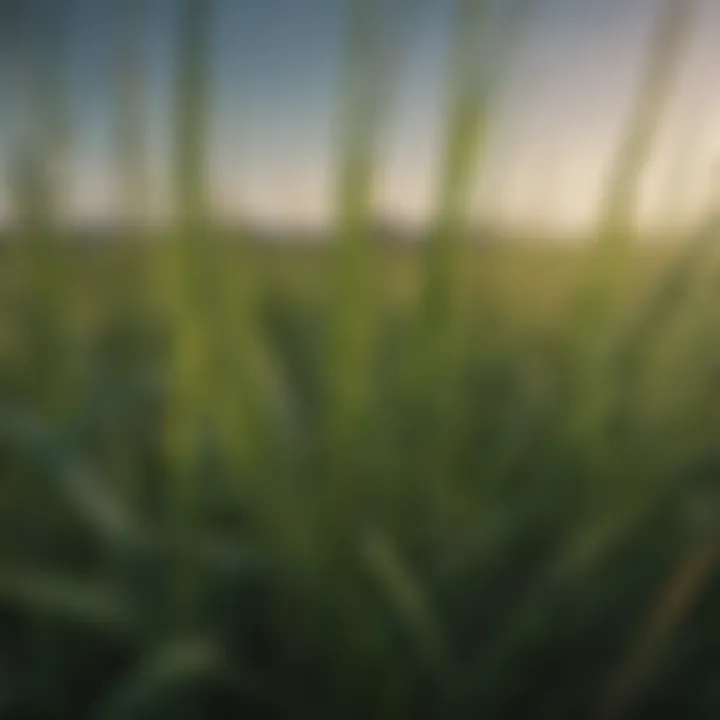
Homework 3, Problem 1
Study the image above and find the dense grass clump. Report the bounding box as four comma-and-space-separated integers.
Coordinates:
1, 239, 720, 720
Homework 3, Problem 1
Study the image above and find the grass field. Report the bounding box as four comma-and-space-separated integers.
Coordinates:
2, 0, 720, 717
1, 232, 720, 719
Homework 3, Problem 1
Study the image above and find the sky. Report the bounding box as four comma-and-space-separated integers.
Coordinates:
2, 0, 720, 235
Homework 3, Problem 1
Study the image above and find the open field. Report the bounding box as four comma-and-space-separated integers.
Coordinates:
2, 0, 719, 716
1, 232, 720, 718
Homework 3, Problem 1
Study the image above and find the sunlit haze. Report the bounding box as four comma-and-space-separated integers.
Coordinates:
2, 0, 720, 236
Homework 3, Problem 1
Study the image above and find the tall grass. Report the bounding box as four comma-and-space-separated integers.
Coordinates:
599, 0, 700, 244
114, 0, 149, 230
1, 1, 720, 719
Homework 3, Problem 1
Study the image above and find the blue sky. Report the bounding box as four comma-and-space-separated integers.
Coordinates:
2, 0, 720, 234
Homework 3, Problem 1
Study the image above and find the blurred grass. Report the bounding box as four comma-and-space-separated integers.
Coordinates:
599, 0, 701, 244
2, 0, 720, 719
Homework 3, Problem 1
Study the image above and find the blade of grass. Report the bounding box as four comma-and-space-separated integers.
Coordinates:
165, 0, 218, 631
114, 0, 150, 232
324, 0, 412, 512
599, 540, 717, 720
599, 0, 700, 245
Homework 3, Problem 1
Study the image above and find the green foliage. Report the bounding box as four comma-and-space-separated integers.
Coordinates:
1, 1, 719, 719
599, 0, 701, 242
